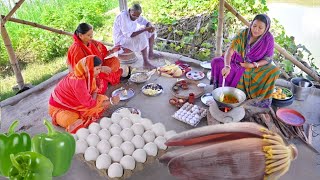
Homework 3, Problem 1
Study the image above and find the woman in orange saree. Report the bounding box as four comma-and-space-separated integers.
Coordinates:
67, 23, 127, 94
49, 55, 120, 131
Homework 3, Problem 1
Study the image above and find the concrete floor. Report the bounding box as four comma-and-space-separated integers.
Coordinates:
1, 52, 320, 180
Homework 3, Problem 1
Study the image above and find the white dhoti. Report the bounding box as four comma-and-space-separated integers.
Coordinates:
119, 31, 155, 52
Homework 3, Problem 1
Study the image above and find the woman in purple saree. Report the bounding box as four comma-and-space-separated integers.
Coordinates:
211, 14, 280, 108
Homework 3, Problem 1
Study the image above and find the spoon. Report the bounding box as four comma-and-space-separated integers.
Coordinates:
219, 78, 225, 102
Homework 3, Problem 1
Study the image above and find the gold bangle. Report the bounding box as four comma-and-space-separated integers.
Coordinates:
225, 65, 231, 69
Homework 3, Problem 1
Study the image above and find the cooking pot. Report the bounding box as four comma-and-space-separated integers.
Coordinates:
212, 87, 246, 108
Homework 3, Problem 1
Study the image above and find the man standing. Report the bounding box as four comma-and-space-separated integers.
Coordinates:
113, 3, 162, 69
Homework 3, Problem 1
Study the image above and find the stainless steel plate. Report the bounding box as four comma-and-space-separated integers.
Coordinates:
200, 61, 211, 69
114, 107, 141, 116
201, 93, 214, 106
206, 71, 211, 80
112, 87, 135, 100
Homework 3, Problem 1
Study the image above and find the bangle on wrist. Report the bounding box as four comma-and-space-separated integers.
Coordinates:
225, 65, 231, 69
109, 98, 114, 105
253, 62, 259, 68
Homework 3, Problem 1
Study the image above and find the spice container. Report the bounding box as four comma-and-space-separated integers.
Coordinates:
188, 93, 195, 104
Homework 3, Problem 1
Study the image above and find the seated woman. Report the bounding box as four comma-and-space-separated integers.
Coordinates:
68, 23, 129, 94
211, 14, 280, 108
49, 55, 120, 131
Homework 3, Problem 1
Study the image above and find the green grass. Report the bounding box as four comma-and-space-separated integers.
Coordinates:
0, 56, 67, 101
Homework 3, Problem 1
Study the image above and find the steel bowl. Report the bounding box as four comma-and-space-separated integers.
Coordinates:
129, 72, 151, 83
211, 87, 246, 108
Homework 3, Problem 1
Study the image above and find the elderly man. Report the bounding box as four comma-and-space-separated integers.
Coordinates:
113, 3, 162, 69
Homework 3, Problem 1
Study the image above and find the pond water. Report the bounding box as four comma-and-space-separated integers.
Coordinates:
267, 1, 320, 67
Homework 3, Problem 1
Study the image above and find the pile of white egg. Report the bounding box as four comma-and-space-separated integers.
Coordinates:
172, 102, 207, 126
73, 108, 177, 178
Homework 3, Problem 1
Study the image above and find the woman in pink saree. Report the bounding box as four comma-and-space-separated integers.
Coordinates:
211, 14, 280, 108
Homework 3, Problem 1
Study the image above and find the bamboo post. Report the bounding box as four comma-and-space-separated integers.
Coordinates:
1, 0, 25, 25
119, 0, 128, 11
0, 15, 113, 46
0, 24, 25, 89
215, 0, 224, 57
224, 1, 320, 83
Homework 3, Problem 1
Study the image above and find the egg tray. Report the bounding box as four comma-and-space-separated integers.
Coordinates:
76, 149, 166, 180
172, 102, 207, 127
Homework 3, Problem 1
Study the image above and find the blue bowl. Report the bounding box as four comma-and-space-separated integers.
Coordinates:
272, 96, 294, 107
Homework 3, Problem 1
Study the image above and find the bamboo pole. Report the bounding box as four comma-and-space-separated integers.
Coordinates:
119, 0, 128, 11
0, 24, 25, 89
224, 1, 320, 83
273, 59, 290, 79
0, 15, 113, 46
1, 0, 25, 25
215, 0, 225, 57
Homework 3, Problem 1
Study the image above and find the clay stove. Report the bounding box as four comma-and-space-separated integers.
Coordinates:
207, 100, 245, 124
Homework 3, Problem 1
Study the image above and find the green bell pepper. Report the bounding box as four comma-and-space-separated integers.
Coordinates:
0, 120, 31, 177
31, 120, 75, 177
9, 151, 53, 180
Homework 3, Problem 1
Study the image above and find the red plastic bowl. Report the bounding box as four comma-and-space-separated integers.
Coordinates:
276, 108, 306, 126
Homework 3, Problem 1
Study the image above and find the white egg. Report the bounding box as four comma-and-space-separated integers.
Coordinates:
111, 113, 122, 124
129, 113, 142, 124
164, 130, 177, 140
84, 146, 99, 161
119, 108, 132, 118
131, 135, 145, 149
97, 139, 111, 154
88, 122, 101, 134
99, 117, 112, 129
98, 129, 111, 140
76, 139, 88, 154
119, 117, 132, 129
86, 134, 100, 147
140, 118, 153, 130
151, 123, 166, 136
131, 123, 145, 135
109, 123, 122, 135
108, 163, 123, 178
142, 130, 156, 143
132, 149, 147, 163
96, 154, 111, 170
120, 128, 134, 141
109, 135, 123, 147
120, 155, 135, 170
154, 136, 167, 150
76, 128, 90, 140
108, 147, 123, 162
143, 142, 158, 156
120, 141, 135, 155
